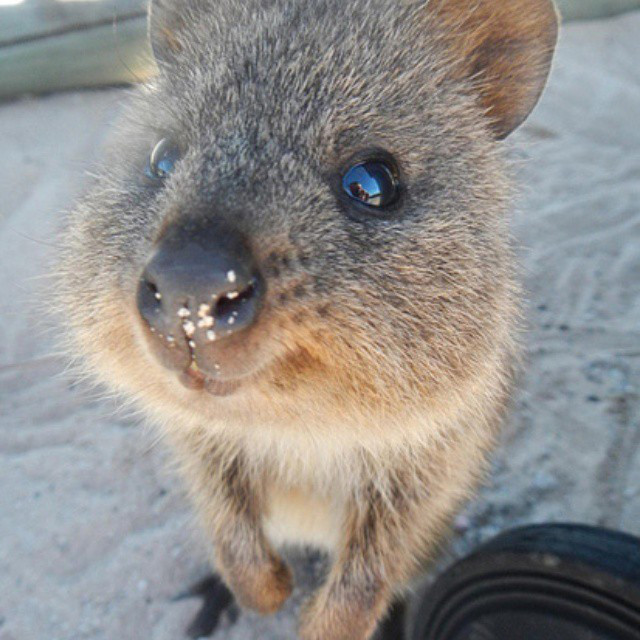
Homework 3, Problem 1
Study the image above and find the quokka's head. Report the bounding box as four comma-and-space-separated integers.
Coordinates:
60, 0, 558, 431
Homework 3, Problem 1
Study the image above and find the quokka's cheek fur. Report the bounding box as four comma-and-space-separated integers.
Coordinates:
58, 0, 557, 638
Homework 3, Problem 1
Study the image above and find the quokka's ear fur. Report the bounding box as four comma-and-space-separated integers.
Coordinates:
425, 0, 559, 139
148, 0, 192, 67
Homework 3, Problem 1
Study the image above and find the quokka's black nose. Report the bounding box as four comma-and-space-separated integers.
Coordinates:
137, 220, 264, 358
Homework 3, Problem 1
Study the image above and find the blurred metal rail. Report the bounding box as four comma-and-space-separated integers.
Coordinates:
1, 0, 639, 101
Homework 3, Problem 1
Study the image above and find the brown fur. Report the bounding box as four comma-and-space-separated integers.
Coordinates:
429, 0, 560, 138
57, 1, 558, 638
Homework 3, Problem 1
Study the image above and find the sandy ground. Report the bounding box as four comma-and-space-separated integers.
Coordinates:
1, 12, 639, 640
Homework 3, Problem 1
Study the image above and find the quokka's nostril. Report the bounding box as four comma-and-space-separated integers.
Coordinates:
213, 279, 259, 328
138, 274, 163, 320
145, 279, 162, 304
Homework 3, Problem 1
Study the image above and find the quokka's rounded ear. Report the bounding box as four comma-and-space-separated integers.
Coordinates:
427, 0, 559, 139
148, 0, 187, 66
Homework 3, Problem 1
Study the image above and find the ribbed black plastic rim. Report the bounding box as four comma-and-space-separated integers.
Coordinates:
424, 572, 640, 639
413, 525, 640, 640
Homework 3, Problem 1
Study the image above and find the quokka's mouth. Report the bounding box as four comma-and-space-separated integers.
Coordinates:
178, 361, 246, 397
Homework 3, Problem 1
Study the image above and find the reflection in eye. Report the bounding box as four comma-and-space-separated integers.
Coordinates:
342, 161, 398, 208
146, 138, 181, 180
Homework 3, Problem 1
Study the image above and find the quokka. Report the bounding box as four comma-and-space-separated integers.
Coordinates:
59, 0, 558, 638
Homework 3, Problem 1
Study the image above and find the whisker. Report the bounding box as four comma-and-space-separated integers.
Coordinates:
9, 227, 58, 249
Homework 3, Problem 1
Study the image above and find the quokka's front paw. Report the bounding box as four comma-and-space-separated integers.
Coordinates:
224, 554, 293, 615
298, 591, 385, 640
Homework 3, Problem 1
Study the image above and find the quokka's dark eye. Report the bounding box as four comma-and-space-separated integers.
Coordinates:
146, 138, 180, 180
342, 160, 399, 208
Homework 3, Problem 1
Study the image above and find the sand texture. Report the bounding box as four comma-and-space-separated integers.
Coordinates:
1, 12, 639, 640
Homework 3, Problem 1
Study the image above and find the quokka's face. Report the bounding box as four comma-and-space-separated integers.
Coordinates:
60, 0, 556, 426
